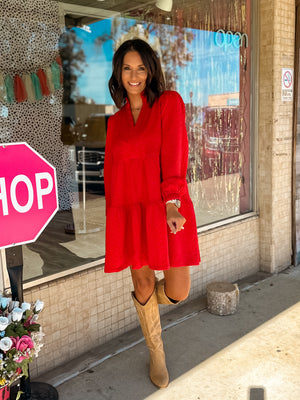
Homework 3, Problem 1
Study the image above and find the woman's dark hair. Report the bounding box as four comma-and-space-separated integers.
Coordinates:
109, 38, 166, 108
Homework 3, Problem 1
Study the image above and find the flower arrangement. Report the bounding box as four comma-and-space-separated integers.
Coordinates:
0, 295, 44, 389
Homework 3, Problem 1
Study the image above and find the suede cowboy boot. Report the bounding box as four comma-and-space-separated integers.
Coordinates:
155, 278, 180, 305
131, 290, 169, 388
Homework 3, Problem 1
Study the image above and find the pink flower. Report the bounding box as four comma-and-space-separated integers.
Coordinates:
10, 336, 34, 363
11, 335, 34, 352
10, 337, 18, 348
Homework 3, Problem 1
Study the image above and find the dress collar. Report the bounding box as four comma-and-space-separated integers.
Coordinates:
124, 91, 148, 109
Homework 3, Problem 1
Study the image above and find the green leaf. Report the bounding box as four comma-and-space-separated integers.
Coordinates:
16, 390, 24, 400
24, 310, 32, 321
26, 324, 40, 332
19, 360, 29, 378
5, 323, 28, 338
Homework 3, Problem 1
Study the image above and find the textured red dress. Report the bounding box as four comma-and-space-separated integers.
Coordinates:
104, 90, 200, 273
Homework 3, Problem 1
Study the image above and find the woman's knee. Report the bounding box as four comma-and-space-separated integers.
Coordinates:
169, 282, 190, 302
131, 270, 155, 304
134, 276, 155, 294
164, 273, 191, 302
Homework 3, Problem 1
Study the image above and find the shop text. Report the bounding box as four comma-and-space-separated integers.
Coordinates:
0, 172, 54, 215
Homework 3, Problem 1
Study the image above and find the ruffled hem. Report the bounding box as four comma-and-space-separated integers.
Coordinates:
105, 263, 168, 273
104, 256, 201, 273
105, 201, 170, 273
104, 197, 201, 273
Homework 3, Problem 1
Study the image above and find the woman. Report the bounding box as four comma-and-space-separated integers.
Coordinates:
104, 38, 200, 388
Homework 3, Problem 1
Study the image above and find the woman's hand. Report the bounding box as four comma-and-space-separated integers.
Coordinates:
166, 203, 186, 234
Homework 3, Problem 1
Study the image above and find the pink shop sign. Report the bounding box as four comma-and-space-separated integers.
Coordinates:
0, 142, 58, 249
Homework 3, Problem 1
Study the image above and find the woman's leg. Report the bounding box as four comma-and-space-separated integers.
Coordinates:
130, 265, 169, 388
130, 265, 156, 304
164, 266, 191, 301
156, 266, 191, 304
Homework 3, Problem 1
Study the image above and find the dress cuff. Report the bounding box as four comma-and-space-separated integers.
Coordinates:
161, 177, 187, 202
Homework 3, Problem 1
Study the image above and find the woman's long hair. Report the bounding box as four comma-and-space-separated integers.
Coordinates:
109, 39, 166, 108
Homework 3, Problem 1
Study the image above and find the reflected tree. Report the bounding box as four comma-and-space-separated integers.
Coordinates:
144, 23, 194, 89
94, 15, 194, 90
59, 29, 87, 104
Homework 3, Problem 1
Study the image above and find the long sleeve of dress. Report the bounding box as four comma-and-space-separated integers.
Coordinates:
160, 91, 189, 202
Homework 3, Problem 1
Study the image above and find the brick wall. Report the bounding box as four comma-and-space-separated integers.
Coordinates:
259, 0, 295, 272
25, 216, 259, 377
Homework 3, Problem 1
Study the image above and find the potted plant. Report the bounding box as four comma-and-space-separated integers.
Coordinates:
0, 295, 44, 400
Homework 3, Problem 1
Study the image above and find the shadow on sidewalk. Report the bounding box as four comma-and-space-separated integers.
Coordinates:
39, 266, 300, 400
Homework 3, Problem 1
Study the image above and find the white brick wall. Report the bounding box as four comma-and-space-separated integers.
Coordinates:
259, 0, 294, 272
25, 216, 259, 377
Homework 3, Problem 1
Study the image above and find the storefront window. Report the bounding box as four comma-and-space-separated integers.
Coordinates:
0, 0, 252, 282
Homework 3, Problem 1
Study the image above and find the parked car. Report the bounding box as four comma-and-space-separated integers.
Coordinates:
74, 112, 111, 193
75, 147, 105, 188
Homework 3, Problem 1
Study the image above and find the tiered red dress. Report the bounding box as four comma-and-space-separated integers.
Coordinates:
104, 90, 200, 273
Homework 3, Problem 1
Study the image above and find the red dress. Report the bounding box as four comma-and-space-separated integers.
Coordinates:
104, 90, 200, 273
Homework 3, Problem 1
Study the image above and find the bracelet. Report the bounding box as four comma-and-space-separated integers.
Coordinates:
166, 199, 181, 208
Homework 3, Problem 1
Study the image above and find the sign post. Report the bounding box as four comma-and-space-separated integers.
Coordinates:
0, 143, 59, 400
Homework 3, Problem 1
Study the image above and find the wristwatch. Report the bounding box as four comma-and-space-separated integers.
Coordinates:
166, 199, 181, 208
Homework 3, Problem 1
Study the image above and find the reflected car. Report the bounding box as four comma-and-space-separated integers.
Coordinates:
73, 113, 111, 193
75, 147, 105, 189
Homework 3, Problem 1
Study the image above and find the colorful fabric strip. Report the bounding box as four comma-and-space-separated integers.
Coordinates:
37, 69, 50, 96
56, 55, 62, 66
44, 67, 55, 93
14, 74, 28, 102
4, 75, 15, 104
0, 73, 7, 103
1, 55, 62, 104
51, 62, 61, 90
31, 73, 43, 101
23, 74, 35, 103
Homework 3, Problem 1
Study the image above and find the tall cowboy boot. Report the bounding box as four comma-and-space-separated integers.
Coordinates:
131, 290, 169, 388
155, 278, 180, 305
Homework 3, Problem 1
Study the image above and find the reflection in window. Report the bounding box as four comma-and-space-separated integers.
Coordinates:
23, 0, 252, 281
61, 0, 251, 229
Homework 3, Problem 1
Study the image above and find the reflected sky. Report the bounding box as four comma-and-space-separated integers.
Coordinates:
72, 17, 240, 106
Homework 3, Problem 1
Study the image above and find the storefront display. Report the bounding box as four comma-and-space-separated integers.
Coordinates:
0, 0, 252, 281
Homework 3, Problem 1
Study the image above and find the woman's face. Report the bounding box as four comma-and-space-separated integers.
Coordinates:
121, 51, 148, 97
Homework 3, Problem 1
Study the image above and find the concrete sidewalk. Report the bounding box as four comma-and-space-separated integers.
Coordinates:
39, 266, 300, 400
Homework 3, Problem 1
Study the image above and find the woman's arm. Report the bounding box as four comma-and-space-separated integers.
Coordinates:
160, 91, 189, 233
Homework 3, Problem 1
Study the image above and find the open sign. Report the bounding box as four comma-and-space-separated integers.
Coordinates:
214, 29, 248, 51
0, 143, 58, 248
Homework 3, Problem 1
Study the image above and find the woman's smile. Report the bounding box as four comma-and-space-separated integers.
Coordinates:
122, 51, 148, 97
